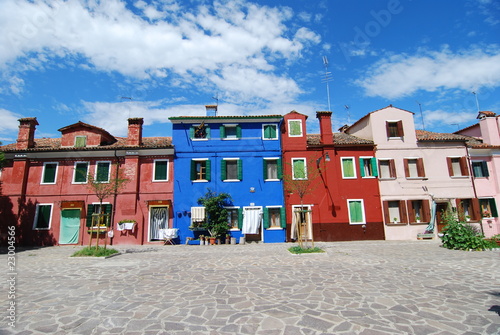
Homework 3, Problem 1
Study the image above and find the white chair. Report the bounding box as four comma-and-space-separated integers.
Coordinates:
162, 228, 179, 245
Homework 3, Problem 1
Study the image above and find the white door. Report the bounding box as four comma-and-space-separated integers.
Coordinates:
149, 206, 169, 241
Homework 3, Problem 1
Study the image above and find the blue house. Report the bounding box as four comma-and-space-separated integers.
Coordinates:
169, 106, 286, 244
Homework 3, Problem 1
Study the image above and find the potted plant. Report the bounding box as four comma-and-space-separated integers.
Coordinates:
465, 215, 471, 222
393, 217, 398, 224
199, 235, 205, 246
415, 214, 421, 223
118, 219, 136, 230
197, 189, 232, 243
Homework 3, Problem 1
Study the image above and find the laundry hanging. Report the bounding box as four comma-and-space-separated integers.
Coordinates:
242, 208, 262, 234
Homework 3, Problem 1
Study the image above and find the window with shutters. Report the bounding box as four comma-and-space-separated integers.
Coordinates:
347, 200, 365, 224
479, 198, 498, 218
404, 158, 425, 178
33, 204, 52, 229
75, 136, 87, 147
288, 120, 303, 137
341, 157, 356, 179
41, 162, 58, 184
359, 157, 378, 178
262, 124, 278, 140
456, 198, 480, 222
86, 203, 112, 228
386, 121, 404, 138
378, 159, 396, 179
153, 159, 169, 181
408, 199, 430, 223
95, 161, 111, 183
263, 206, 286, 229
383, 200, 407, 224
220, 124, 241, 140
190, 159, 210, 182
447, 157, 469, 177
263, 158, 282, 181
226, 207, 241, 229
221, 159, 242, 181
190, 123, 210, 140
292, 158, 307, 180
73, 162, 89, 183
472, 161, 489, 178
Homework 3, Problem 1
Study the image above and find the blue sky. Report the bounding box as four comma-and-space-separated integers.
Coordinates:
0, 0, 499, 144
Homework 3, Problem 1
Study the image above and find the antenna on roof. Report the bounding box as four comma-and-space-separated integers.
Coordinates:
344, 105, 351, 125
322, 56, 332, 112
472, 91, 480, 113
120, 96, 133, 118
212, 93, 219, 116
416, 101, 426, 131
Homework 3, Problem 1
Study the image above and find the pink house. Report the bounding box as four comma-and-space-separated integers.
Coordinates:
0, 117, 174, 246
456, 111, 500, 237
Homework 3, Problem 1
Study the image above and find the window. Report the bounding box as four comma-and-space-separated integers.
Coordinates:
341, 157, 356, 178
263, 158, 282, 180
221, 159, 242, 181
386, 121, 404, 137
262, 124, 278, 140
190, 123, 210, 140
33, 204, 52, 229
378, 159, 396, 179
359, 157, 378, 177
292, 158, 307, 180
404, 158, 425, 178
220, 125, 241, 139
383, 200, 407, 224
479, 198, 498, 218
408, 200, 430, 223
153, 159, 169, 181
190, 206, 206, 228
227, 207, 242, 229
190, 159, 211, 181
75, 136, 87, 147
447, 157, 469, 177
263, 207, 286, 228
73, 162, 89, 183
288, 120, 303, 137
95, 161, 111, 183
41, 162, 58, 184
472, 161, 489, 178
456, 198, 480, 221
86, 204, 112, 228
348, 200, 365, 224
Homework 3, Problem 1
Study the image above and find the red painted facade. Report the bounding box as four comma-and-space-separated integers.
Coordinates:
282, 111, 385, 241
0, 118, 174, 246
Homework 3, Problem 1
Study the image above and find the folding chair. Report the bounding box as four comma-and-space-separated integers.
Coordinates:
162, 228, 179, 245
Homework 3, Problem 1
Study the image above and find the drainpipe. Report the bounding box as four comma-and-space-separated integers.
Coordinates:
465, 145, 484, 235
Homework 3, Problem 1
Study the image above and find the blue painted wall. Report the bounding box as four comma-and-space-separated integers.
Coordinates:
170, 116, 286, 243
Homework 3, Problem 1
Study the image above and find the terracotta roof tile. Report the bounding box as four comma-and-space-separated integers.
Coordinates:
307, 133, 374, 146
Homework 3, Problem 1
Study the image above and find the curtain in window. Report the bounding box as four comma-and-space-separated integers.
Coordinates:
150, 207, 168, 240
60, 209, 80, 244
242, 208, 262, 234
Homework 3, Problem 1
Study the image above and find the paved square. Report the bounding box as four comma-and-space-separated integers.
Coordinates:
1, 241, 499, 334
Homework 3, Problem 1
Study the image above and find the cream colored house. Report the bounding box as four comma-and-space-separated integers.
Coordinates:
346, 106, 479, 240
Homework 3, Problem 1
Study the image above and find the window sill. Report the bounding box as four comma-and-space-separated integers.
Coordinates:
33, 228, 50, 230
349, 222, 366, 225
223, 180, 241, 182
152, 180, 169, 182
192, 180, 209, 183
266, 227, 283, 230
191, 138, 209, 141
385, 223, 407, 226
361, 176, 376, 179
409, 222, 429, 225
379, 177, 396, 181
405, 177, 426, 180
342, 177, 357, 179
262, 138, 278, 140
450, 176, 469, 179
229, 228, 241, 231
222, 138, 240, 141
264, 179, 280, 182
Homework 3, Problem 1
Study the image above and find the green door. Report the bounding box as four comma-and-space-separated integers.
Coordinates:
60, 209, 81, 244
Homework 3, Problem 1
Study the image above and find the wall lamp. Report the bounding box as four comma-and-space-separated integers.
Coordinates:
316, 152, 331, 167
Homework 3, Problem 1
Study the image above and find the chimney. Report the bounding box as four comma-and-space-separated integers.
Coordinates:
316, 111, 333, 145
127, 118, 144, 146
206, 105, 217, 117
477, 111, 500, 145
16, 117, 39, 150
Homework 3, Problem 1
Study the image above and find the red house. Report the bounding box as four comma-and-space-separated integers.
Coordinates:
282, 111, 385, 241
0, 117, 174, 246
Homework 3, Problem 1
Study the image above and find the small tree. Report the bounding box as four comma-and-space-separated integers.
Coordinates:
197, 189, 232, 238
440, 210, 492, 251
83, 164, 129, 248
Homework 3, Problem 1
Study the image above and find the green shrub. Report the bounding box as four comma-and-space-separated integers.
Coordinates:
288, 246, 325, 254
71, 246, 119, 257
440, 211, 492, 251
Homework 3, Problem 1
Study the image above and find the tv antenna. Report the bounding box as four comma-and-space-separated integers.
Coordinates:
322, 56, 332, 111
344, 105, 351, 125
416, 101, 426, 130
212, 93, 219, 116
120, 96, 133, 118
472, 91, 480, 112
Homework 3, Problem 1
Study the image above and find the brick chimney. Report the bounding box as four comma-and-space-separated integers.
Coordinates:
316, 111, 333, 145
206, 105, 217, 117
127, 118, 144, 146
16, 117, 39, 150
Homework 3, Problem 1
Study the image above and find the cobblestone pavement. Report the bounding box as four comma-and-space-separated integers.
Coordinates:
1, 240, 499, 335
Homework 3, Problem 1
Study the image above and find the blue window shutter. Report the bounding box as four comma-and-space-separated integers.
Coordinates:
371, 157, 378, 177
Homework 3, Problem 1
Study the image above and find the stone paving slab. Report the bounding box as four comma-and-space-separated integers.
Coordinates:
1, 241, 499, 334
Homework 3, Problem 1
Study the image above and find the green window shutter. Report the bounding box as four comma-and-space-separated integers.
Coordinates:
75, 136, 86, 147
371, 158, 378, 177
264, 125, 270, 139
96, 162, 110, 182
359, 158, 365, 177
37, 205, 51, 229
206, 127, 211, 139
280, 207, 286, 228
263, 208, 270, 229
238, 208, 243, 229
342, 159, 354, 177
489, 198, 498, 217
220, 126, 226, 139
221, 160, 227, 180
104, 204, 112, 226
205, 160, 211, 181
189, 127, 195, 139
75, 163, 88, 183
190, 160, 196, 180
237, 159, 243, 180
349, 201, 362, 223
277, 158, 283, 179
43, 163, 57, 183
270, 125, 276, 138
236, 125, 242, 139
86, 204, 93, 227
154, 161, 168, 181
263, 159, 268, 180
293, 159, 305, 179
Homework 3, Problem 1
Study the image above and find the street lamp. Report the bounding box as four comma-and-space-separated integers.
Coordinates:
316, 152, 331, 168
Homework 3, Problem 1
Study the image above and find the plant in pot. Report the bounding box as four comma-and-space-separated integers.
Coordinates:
197, 189, 232, 244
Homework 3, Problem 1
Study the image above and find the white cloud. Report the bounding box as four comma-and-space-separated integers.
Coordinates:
356, 47, 500, 99
423, 109, 477, 129
0, 0, 320, 103
0, 108, 23, 142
